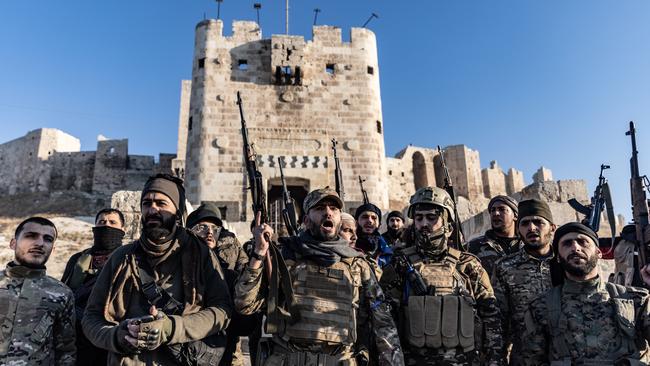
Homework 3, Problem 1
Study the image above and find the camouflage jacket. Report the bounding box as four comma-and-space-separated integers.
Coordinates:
522, 276, 650, 365
467, 230, 522, 277
491, 248, 554, 365
234, 241, 405, 366
214, 230, 248, 273
0, 262, 76, 365
381, 245, 504, 365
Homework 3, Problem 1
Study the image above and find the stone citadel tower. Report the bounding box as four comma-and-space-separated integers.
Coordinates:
178, 19, 388, 224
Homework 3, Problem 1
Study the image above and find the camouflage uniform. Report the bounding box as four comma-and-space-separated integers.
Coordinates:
382, 245, 504, 365
0, 262, 76, 365
522, 276, 650, 365
467, 230, 522, 277
234, 238, 404, 366
491, 249, 554, 365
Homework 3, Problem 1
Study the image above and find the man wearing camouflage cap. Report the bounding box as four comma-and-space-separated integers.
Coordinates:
468, 195, 522, 276
380, 186, 503, 365
491, 199, 557, 365
523, 222, 650, 365
235, 187, 404, 366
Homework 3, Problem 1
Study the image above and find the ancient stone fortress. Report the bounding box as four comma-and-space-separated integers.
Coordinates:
0, 128, 174, 197
172, 19, 595, 235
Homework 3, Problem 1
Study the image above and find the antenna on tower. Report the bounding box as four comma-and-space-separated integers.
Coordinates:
285, 0, 289, 34
216, 0, 223, 20
313, 8, 321, 25
362, 12, 379, 28
253, 3, 261, 26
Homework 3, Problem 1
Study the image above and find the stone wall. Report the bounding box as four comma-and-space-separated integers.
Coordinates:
533, 166, 554, 183
49, 151, 96, 191
481, 160, 507, 197
0, 129, 175, 198
506, 168, 525, 195
0, 129, 80, 195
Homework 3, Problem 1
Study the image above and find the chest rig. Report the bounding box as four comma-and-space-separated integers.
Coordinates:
282, 257, 362, 346
403, 247, 476, 352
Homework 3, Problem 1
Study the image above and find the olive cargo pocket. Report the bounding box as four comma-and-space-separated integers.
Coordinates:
407, 296, 425, 348
424, 295, 442, 348
441, 295, 460, 349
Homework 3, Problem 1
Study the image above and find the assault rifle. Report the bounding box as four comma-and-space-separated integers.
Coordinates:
358, 176, 370, 204
278, 157, 298, 236
238, 91, 297, 334
394, 254, 427, 297
627, 122, 650, 276
437, 146, 465, 251
332, 138, 345, 201
568, 164, 616, 247
238, 91, 267, 223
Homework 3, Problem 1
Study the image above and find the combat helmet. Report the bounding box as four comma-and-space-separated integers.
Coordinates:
407, 186, 456, 222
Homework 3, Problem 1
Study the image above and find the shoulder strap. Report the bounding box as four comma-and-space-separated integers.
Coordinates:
447, 247, 461, 263
133, 247, 184, 315
546, 286, 572, 358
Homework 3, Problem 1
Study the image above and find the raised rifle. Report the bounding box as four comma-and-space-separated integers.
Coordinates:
626, 122, 650, 277
568, 164, 616, 249
278, 157, 298, 236
237, 91, 267, 224
358, 175, 369, 204
437, 146, 465, 251
238, 92, 297, 333
332, 138, 345, 201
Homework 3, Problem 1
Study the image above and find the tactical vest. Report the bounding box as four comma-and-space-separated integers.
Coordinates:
282, 257, 362, 345
547, 282, 647, 365
403, 247, 476, 352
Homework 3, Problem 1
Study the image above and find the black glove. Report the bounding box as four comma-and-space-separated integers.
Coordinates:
115, 320, 140, 354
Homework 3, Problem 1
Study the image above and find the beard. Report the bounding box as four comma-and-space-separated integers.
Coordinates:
16, 249, 51, 268
307, 218, 341, 241
523, 230, 553, 249
142, 213, 177, 243
559, 252, 599, 277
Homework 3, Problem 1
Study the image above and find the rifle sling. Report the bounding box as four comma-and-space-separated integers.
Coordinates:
133, 248, 184, 315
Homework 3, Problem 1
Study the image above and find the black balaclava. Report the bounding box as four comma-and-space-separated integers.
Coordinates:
91, 226, 125, 253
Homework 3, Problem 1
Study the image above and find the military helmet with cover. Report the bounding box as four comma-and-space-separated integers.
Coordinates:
407, 186, 455, 222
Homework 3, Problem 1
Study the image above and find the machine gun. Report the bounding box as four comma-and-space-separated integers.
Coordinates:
394, 254, 427, 297
437, 146, 465, 251
568, 164, 616, 248
278, 157, 298, 236
358, 175, 370, 204
332, 138, 345, 201
238, 91, 268, 224
626, 121, 650, 276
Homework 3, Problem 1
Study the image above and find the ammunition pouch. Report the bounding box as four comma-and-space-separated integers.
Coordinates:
406, 294, 475, 352
265, 350, 357, 366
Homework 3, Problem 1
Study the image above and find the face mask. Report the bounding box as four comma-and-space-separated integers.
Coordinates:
92, 226, 125, 252
415, 226, 448, 257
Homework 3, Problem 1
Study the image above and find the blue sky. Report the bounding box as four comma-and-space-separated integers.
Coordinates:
1, 1, 649, 222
